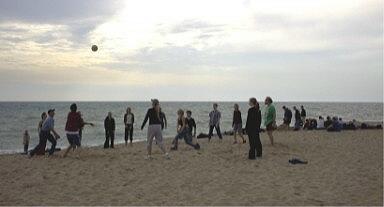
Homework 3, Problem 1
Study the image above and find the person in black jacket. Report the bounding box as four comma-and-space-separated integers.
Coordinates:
141, 99, 169, 160
245, 97, 262, 159
104, 112, 115, 148
232, 103, 246, 144
293, 106, 302, 131
124, 107, 135, 146
300, 105, 306, 123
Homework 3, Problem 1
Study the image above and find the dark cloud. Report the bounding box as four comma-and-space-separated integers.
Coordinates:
0, 0, 121, 23
0, 0, 123, 44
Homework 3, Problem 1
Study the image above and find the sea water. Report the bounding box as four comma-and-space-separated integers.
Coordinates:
0, 101, 382, 153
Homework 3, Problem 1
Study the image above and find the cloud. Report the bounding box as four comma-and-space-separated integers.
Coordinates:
0, 0, 382, 101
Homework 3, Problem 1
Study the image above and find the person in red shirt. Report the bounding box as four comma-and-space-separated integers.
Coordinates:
63, 103, 83, 158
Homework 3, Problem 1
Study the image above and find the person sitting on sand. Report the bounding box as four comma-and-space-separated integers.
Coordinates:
264, 96, 276, 145
324, 116, 333, 128
317, 116, 325, 129
124, 107, 135, 146
77, 111, 94, 146
327, 117, 342, 132
245, 97, 262, 159
171, 109, 200, 150
141, 99, 170, 160
63, 103, 83, 158
338, 118, 344, 130
104, 112, 116, 148
30, 109, 60, 157
232, 104, 246, 144
208, 103, 223, 141
310, 119, 317, 129
303, 118, 317, 130
293, 106, 302, 131
303, 119, 311, 130
22, 130, 30, 154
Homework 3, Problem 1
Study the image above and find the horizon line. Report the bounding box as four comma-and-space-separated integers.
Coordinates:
0, 100, 383, 103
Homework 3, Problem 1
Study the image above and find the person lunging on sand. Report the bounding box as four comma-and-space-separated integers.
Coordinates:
141, 99, 170, 160
208, 103, 223, 141
171, 109, 200, 150
104, 112, 115, 149
264, 97, 276, 145
232, 104, 246, 144
245, 98, 262, 159
124, 107, 135, 146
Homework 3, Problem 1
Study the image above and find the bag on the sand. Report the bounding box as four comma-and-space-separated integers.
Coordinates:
289, 158, 308, 165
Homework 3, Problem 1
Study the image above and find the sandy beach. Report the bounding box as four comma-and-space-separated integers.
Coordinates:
0, 130, 382, 206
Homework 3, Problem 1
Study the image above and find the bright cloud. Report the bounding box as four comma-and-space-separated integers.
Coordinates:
0, 0, 382, 101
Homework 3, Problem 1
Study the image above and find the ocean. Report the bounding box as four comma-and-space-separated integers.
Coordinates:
0, 101, 382, 154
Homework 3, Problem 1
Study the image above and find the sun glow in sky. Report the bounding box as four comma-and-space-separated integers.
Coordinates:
0, 0, 382, 101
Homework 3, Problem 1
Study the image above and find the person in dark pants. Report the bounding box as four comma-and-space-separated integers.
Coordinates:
208, 103, 223, 141
124, 107, 135, 146
30, 109, 60, 157
293, 106, 302, 131
30, 112, 48, 156
170, 109, 200, 150
300, 105, 306, 124
245, 98, 262, 159
104, 112, 115, 148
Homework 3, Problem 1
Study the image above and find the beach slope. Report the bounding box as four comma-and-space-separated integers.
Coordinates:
0, 130, 382, 206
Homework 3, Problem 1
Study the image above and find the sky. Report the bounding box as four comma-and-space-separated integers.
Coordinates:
0, 0, 382, 102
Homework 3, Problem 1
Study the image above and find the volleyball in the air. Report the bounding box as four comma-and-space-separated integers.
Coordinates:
91, 45, 98, 52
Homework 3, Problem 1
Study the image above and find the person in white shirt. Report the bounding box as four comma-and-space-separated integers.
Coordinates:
124, 107, 135, 146
317, 116, 325, 129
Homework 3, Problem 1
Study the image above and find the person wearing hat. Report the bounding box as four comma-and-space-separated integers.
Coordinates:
30, 109, 60, 156
141, 99, 170, 160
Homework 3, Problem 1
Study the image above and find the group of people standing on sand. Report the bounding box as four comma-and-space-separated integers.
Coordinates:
24, 96, 279, 160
